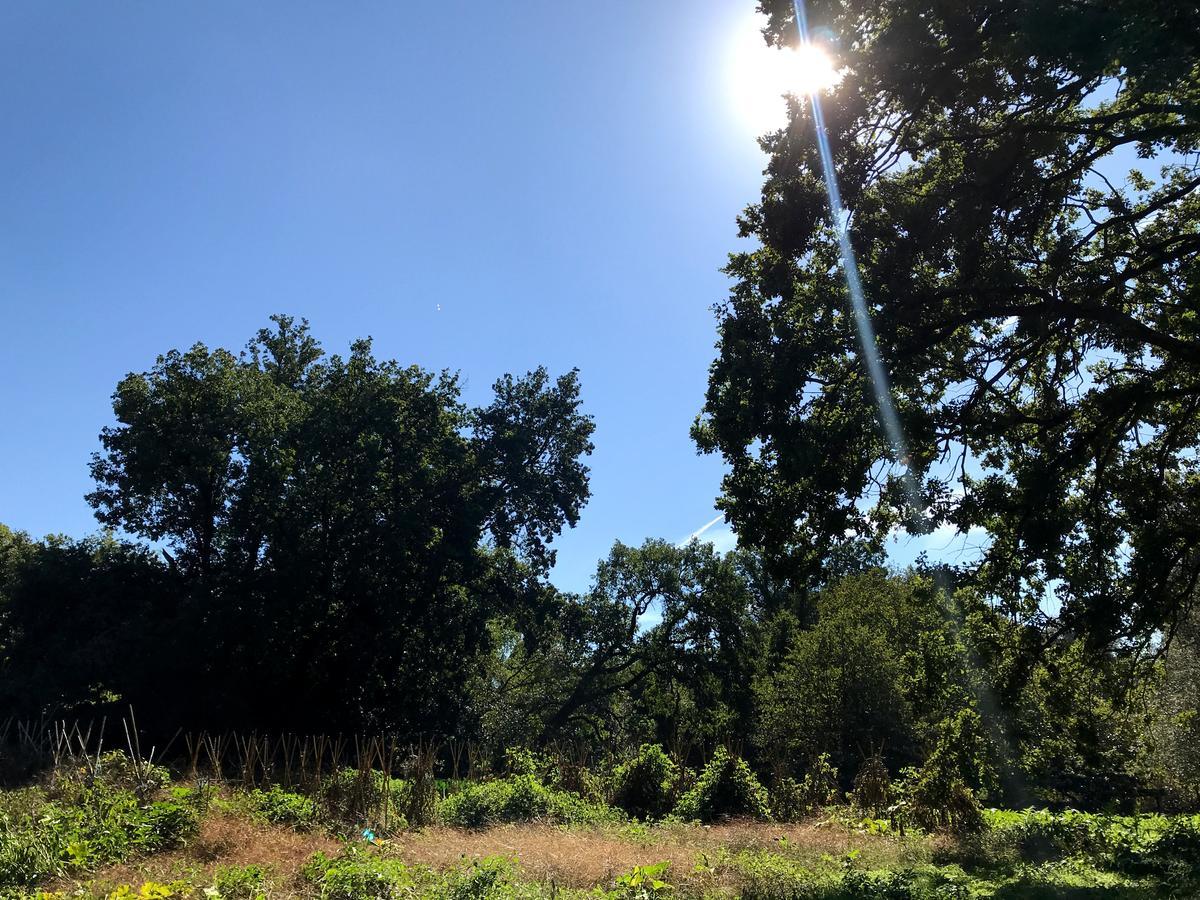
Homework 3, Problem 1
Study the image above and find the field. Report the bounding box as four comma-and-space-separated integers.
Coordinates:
3, 748, 1199, 900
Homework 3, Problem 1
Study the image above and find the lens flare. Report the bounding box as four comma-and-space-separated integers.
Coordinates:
787, 42, 840, 97
727, 12, 842, 136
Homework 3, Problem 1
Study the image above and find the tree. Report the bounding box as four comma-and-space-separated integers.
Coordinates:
1143, 604, 1200, 807
694, 0, 1200, 646
0, 529, 174, 720
479, 539, 758, 750
473, 367, 595, 573
754, 570, 979, 780
85, 316, 594, 734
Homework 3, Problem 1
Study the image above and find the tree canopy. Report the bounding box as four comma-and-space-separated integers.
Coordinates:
694, 0, 1200, 646
80, 316, 594, 734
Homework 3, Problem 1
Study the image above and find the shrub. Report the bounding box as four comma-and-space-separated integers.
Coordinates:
768, 776, 807, 823
91, 751, 172, 799
893, 765, 982, 834
799, 754, 840, 810
766, 755, 841, 821
304, 847, 523, 900
212, 864, 266, 900
439, 774, 617, 829
851, 754, 891, 818
142, 800, 200, 851
249, 786, 319, 830
0, 786, 198, 886
304, 847, 421, 900
611, 745, 678, 821
317, 769, 411, 830
1114, 815, 1200, 885
674, 748, 770, 823
319, 768, 384, 825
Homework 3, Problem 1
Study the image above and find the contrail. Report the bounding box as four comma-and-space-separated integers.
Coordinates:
680, 513, 726, 546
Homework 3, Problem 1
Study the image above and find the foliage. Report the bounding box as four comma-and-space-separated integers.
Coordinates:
0, 782, 198, 887
611, 745, 679, 821
614, 861, 672, 898
674, 748, 770, 823
770, 754, 841, 822
248, 786, 318, 830
438, 775, 618, 829
696, 0, 1200, 648
755, 572, 975, 780
211, 864, 266, 900
1141, 605, 1200, 808
62, 315, 594, 735
479, 538, 758, 749
852, 754, 892, 818
894, 764, 983, 835
303, 847, 539, 900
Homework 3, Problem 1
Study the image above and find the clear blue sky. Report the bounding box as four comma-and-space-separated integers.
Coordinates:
0, 1, 943, 591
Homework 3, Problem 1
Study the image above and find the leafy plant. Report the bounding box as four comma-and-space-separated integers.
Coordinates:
615, 860, 673, 898
611, 745, 679, 821
674, 748, 769, 823
439, 774, 617, 829
211, 864, 266, 900
249, 786, 318, 830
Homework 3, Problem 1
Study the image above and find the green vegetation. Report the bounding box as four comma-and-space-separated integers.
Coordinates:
611, 744, 679, 822
3, 752, 1200, 898
438, 774, 617, 829
2, 748, 1200, 897
3, 0, 1200, 896
0, 776, 197, 887
674, 748, 770, 823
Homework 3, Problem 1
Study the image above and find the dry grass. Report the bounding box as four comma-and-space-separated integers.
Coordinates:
45, 812, 340, 898
44, 813, 928, 896
382, 819, 925, 889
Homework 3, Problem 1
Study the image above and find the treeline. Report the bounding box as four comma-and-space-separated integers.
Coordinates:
1, 318, 1198, 812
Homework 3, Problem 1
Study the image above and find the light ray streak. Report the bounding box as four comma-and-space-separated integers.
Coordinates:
786, 7, 1026, 799
790, 0, 918, 510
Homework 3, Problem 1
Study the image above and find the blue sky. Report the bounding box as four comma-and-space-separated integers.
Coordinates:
1, 1, 955, 591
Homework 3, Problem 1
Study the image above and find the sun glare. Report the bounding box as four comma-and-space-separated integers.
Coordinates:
726, 12, 841, 136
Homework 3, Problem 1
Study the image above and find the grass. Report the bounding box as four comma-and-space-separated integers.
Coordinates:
3, 757, 1199, 898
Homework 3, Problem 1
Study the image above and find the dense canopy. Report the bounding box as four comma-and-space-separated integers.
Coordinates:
695, 0, 1200, 646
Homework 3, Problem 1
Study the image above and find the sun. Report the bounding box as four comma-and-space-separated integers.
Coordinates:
726, 11, 841, 136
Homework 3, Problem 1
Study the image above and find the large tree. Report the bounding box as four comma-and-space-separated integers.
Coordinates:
478, 539, 759, 752
87, 316, 594, 733
694, 0, 1200, 646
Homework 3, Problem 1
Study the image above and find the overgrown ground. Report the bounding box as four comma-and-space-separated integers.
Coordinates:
3, 752, 1199, 899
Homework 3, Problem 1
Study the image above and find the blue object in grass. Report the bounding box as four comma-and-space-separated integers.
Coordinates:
362, 828, 375, 842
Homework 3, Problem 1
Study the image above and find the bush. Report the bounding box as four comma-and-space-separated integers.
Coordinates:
768, 776, 807, 823
611, 745, 678, 821
1114, 815, 1200, 885
304, 847, 421, 900
249, 786, 319, 830
797, 754, 840, 812
674, 748, 770, 823
90, 751, 171, 799
212, 864, 266, 900
894, 765, 982, 834
438, 774, 617, 829
303, 847, 523, 900
851, 754, 891, 818
142, 800, 200, 851
0, 785, 198, 886
318, 769, 410, 831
